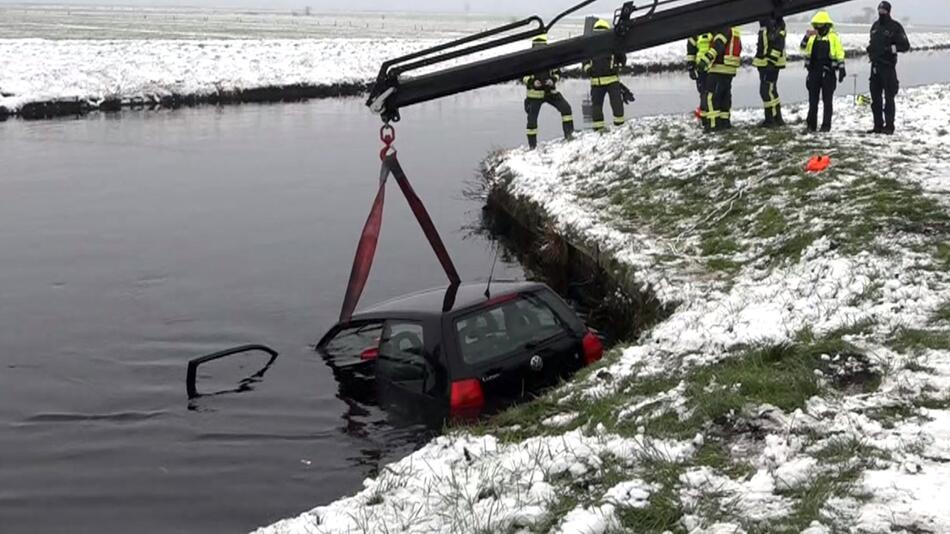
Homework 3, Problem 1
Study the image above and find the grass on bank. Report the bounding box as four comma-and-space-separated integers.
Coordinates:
474, 104, 950, 532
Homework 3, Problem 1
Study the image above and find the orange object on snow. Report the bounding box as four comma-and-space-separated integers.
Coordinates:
806, 155, 831, 173
694, 107, 703, 120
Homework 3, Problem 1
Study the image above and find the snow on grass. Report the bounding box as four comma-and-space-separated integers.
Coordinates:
4, 30, 950, 113
255, 429, 697, 534
0, 38, 437, 110
256, 85, 949, 533
478, 83, 950, 532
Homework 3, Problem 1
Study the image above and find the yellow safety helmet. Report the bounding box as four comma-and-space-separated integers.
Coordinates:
811, 11, 834, 26
594, 19, 611, 31
532, 34, 549, 45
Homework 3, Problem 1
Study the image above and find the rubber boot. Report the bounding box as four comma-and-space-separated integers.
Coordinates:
563, 121, 575, 141
528, 135, 538, 149
774, 105, 785, 126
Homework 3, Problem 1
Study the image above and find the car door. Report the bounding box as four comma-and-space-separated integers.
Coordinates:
375, 320, 446, 423
317, 320, 385, 403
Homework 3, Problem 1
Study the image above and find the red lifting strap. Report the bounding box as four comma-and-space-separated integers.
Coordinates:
339, 153, 461, 322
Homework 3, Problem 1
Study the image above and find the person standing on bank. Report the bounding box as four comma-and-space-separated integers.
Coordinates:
801, 11, 846, 132
687, 33, 713, 114
867, 1, 911, 134
753, 17, 787, 127
697, 26, 742, 132
523, 34, 575, 149
584, 19, 627, 132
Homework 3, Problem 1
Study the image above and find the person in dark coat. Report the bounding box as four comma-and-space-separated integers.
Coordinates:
866, 1, 911, 134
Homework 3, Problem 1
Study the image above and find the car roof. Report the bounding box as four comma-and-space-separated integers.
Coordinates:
354, 281, 547, 318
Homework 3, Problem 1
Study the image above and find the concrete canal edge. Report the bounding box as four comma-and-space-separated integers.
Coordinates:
481, 161, 676, 342
0, 81, 369, 121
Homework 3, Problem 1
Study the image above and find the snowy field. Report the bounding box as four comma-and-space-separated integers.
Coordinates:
258, 85, 950, 533
2, 5, 950, 114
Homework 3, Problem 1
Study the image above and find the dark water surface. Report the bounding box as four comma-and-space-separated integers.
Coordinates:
2, 52, 949, 533
0, 95, 530, 534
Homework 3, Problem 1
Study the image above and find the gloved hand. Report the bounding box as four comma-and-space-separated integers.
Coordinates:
838, 67, 847, 83
620, 83, 636, 104
545, 79, 555, 87
688, 66, 698, 80
891, 44, 898, 54
533, 80, 543, 89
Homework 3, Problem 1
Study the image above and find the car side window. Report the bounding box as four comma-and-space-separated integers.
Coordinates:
320, 322, 384, 363
455, 293, 568, 365
377, 322, 433, 395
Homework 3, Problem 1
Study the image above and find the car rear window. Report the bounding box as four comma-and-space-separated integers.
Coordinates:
455, 292, 570, 365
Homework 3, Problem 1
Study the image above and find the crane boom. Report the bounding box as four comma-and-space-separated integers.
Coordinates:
367, 0, 855, 122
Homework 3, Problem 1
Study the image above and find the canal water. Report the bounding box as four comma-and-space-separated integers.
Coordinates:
1, 50, 948, 534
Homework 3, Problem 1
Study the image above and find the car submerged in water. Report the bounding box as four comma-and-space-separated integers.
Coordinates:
317, 281, 604, 420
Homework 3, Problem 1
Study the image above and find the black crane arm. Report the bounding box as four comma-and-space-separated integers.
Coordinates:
366, 0, 853, 122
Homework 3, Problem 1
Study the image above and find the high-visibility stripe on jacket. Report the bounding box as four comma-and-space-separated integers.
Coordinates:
687, 33, 713, 66
699, 27, 741, 76
753, 23, 787, 68
801, 30, 845, 70
584, 53, 625, 86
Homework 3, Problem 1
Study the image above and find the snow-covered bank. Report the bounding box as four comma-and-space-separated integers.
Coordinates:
258, 84, 950, 533
0, 38, 436, 115
4, 30, 950, 118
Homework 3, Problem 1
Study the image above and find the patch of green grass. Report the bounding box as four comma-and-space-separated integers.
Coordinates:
706, 257, 741, 273
916, 397, 950, 411
529, 493, 580, 534
754, 206, 788, 238
933, 301, 950, 325
812, 436, 888, 464
627, 410, 696, 439
688, 343, 821, 419
777, 470, 857, 533
839, 177, 950, 251
792, 173, 822, 194
692, 439, 755, 480
864, 404, 918, 429
903, 358, 936, 374
937, 242, 950, 270
768, 437, 887, 532
617, 457, 686, 534
700, 234, 741, 257
889, 328, 950, 354
767, 231, 818, 264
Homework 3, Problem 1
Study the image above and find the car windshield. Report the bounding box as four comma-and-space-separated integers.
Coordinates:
455, 292, 569, 365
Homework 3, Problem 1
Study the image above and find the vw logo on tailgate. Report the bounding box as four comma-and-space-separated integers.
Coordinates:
529, 355, 544, 372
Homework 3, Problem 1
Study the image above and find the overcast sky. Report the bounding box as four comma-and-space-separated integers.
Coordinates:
2, 0, 947, 23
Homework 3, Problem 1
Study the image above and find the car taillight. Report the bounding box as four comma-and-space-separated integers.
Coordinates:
360, 347, 379, 361
450, 379, 484, 416
582, 330, 603, 365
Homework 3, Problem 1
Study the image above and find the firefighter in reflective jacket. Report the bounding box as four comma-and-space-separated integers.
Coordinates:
584, 19, 626, 132
801, 11, 846, 132
697, 26, 741, 131
523, 34, 574, 149
753, 17, 787, 127
687, 33, 713, 111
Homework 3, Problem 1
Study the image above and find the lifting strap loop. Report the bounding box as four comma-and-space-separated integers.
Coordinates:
388, 155, 462, 287
339, 153, 461, 323
339, 162, 389, 323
